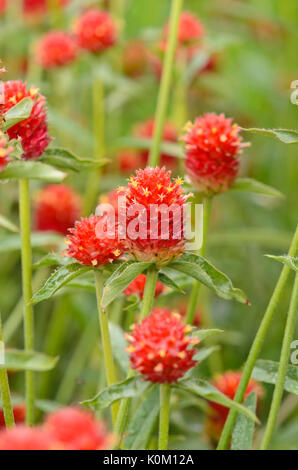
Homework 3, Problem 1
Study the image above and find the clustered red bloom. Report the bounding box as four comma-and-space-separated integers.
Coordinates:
182, 113, 250, 195
0, 404, 26, 428
122, 167, 189, 266
124, 274, 165, 299
35, 184, 82, 236
126, 308, 198, 383
117, 149, 143, 174
134, 119, 178, 169
206, 371, 263, 442
0, 0, 69, 17
0, 131, 13, 172
122, 40, 148, 78
75, 9, 117, 53
36, 32, 78, 69
3, 81, 50, 160
65, 214, 124, 267
0, 407, 112, 450
162, 11, 205, 47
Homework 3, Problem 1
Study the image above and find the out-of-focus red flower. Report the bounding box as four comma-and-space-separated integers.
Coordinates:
0, 426, 52, 450
0, 131, 13, 172
3, 81, 50, 160
118, 149, 143, 174
182, 113, 250, 195
162, 11, 205, 47
134, 119, 178, 169
0, 0, 69, 17
126, 308, 198, 383
124, 273, 165, 299
121, 167, 189, 266
75, 9, 117, 53
36, 31, 78, 69
35, 184, 82, 236
64, 214, 124, 267
206, 371, 263, 443
122, 40, 148, 78
0, 404, 26, 428
45, 407, 113, 450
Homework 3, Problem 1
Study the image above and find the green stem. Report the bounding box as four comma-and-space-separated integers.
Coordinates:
0, 314, 15, 428
94, 270, 118, 425
217, 224, 298, 450
158, 384, 171, 450
83, 70, 105, 216
19, 179, 35, 426
114, 265, 158, 446
148, 0, 183, 167
260, 272, 298, 450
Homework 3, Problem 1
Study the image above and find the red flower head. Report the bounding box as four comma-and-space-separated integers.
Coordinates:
3, 80, 50, 160
206, 371, 263, 442
36, 31, 78, 69
117, 149, 143, 175
0, 404, 26, 428
122, 167, 189, 266
35, 184, 82, 236
23, 0, 69, 17
45, 407, 113, 450
64, 214, 124, 267
0, 131, 13, 172
124, 273, 165, 299
122, 40, 148, 78
134, 119, 178, 169
75, 9, 117, 53
182, 113, 250, 195
125, 308, 198, 383
0, 426, 52, 450
163, 11, 205, 47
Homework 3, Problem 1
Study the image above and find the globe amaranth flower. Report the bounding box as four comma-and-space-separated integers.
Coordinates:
0, 404, 26, 428
44, 407, 113, 450
64, 214, 124, 267
182, 113, 250, 195
0, 0, 69, 17
122, 40, 148, 78
117, 149, 143, 175
134, 119, 178, 169
0, 426, 52, 450
125, 308, 198, 383
206, 371, 263, 443
3, 80, 50, 160
75, 9, 117, 53
36, 31, 78, 69
124, 274, 165, 299
122, 167, 190, 266
35, 184, 82, 236
162, 11, 205, 47
0, 131, 13, 172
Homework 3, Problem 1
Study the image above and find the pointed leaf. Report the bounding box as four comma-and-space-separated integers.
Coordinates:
81, 376, 150, 410
241, 127, 298, 144
1, 349, 58, 371
252, 360, 298, 395
168, 253, 248, 304
42, 147, 109, 172
102, 261, 153, 309
191, 328, 223, 342
265, 255, 298, 273
193, 346, 220, 363
0, 161, 66, 183
33, 253, 71, 269
3, 97, 34, 130
158, 269, 190, 293
231, 392, 257, 450
231, 178, 284, 199
0, 214, 19, 232
32, 263, 92, 304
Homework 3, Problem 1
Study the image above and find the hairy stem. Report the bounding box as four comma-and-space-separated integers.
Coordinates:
158, 384, 171, 450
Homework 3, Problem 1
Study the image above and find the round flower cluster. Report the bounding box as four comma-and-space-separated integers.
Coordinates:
117, 149, 143, 175
182, 113, 249, 195
122, 40, 148, 78
0, 407, 112, 450
162, 11, 205, 47
35, 184, 82, 236
64, 214, 124, 267
121, 167, 189, 266
125, 308, 198, 383
36, 32, 78, 69
75, 9, 117, 53
0, 0, 69, 17
124, 274, 165, 299
0, 131, 13, 172
3, 80, 50, 160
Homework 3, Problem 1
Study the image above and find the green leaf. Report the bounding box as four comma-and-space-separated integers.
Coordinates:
252, 360, 298, 395
1, 349, 58, 371
0, 214, 19, 232
265, 255, 298, 273
3, 97, 34, 130
168, 253, 248, 304
32, 263, 93, 304
108, 322, 129, 373
230, 178, 284, 199
124, 386, 159, 450
81, 376, 150, 410
176, 378, 259, 423
193, 346, 220, 363
0, 161, 66, 183
191, 328, 223, 342
102, 261, 153, 309
33, 253, 71, 269
231, 392, 257, 450
241, 127, 298, 144
0, 232, 63, 253
158, 270, 188, 293
42, 147, 109, 172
